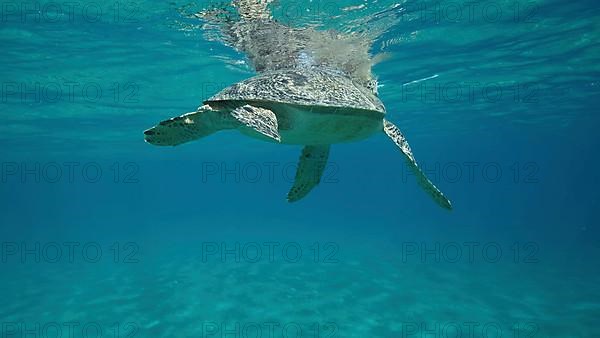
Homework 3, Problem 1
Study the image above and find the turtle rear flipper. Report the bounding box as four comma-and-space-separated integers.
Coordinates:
383, 120, 452, 210
287, 145, 330, 202
144, 105, 235, 146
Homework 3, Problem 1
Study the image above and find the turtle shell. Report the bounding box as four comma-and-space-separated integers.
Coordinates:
205, 68, 385, 114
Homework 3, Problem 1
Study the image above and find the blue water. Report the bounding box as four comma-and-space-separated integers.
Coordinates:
1, 0, 599, 337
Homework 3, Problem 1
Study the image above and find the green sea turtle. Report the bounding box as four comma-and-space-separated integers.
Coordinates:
144, 0, 452, 209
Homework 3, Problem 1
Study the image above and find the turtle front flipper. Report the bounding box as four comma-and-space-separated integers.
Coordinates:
231, 104, 281, 142
144, 105, 235, 146
383, 120, 452, 210
287, 145, 331, 202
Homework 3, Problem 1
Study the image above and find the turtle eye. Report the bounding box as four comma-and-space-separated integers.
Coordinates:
367, 79, 379, 96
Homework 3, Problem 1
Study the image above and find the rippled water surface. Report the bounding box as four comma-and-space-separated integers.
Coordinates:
1, 0, 599, 337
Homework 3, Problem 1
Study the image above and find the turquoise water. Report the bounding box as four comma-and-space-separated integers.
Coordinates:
1, 0, 600, 337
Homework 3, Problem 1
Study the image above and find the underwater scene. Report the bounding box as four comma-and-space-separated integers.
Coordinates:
1, 0, 599, 337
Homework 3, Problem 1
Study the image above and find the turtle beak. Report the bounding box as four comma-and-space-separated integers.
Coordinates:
143, 128, 161, 145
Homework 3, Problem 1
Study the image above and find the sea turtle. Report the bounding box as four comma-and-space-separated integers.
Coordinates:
143, 0, 452, 209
